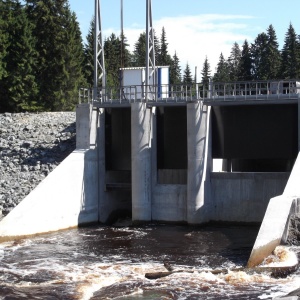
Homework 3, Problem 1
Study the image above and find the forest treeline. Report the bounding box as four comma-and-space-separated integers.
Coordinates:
1, 0, 300, 112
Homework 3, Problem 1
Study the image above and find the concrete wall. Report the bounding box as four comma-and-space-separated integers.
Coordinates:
0, 149, 99, 241
0, 103, 99, 241
210, 172, 289, 222
152, 184, 187, 222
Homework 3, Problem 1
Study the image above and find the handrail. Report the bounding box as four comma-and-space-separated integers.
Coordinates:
79, 79, 300, 105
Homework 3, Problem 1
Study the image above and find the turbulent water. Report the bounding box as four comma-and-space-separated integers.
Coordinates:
0, 224, 299, 300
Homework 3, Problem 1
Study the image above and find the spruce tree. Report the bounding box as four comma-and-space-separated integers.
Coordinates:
83, 18, 94, 88
58, 10, 86, 110
201, 56, 211, 84
213, 53, 230, 82
201, 56, 211, 97
25, 0, 85, 111
157, 27, 172, 66
251, 32, 269, 80
227, 42, 241, 81
0, 0, 38, 112
280, 23, 300, 79
266, 25, 281, 79
0, 1, 8, 82
238, 40, 253, 80
169, 52, 181, 85
103, 33, 131, 87
132, 32, 146, 67
182, 63, 193, 85
104, 33, 121, 87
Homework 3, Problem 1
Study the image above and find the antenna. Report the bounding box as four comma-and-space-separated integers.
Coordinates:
94, 0, 106, 101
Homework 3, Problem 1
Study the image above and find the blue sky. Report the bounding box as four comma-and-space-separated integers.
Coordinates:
69, 0, 300, 79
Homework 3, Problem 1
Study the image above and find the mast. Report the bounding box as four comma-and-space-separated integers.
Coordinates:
94, 0, 106, 101
145, 0, 156, 100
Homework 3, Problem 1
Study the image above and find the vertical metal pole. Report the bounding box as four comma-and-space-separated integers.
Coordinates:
195, 66, 198, 99
146, 0, 156, 101
94, 0, 106, 102
120, 0, 124, 97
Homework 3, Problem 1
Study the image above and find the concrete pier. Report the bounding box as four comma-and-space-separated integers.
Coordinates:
187, 103, 211, 224
131, 102, 152, 222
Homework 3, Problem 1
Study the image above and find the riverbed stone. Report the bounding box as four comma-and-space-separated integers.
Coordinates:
0, 112, 76, 217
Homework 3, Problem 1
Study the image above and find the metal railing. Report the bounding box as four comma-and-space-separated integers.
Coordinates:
79, 83, 204, 105
211, 80, 300, 101
79, 80, 300, 105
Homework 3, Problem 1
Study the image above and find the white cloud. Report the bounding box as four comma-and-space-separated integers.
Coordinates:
104, 14, 255, 80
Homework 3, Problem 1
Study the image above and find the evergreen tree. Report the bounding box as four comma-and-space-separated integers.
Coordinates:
0, 0, 38, 112
280, 23, 300, 79
201, 56, 211, 84
251, 32, 269, 80
132, 32, 146, 67
153, 29, 160, 66
0, 1, 8, 82
213, 53, 230, 82
238, 40, 253, 80
265, 25, 281, 79
169, 51, 181, 85
104, 33, 121, 87
83, 18, 94, 88
58, 10, 86, 110
227, 42, 241, 81
182, 62, 193, 85
157, 27, 172, 66
201, 56, 211, 96
25, 0, 85, 111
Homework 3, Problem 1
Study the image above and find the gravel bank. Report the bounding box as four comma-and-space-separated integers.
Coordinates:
0, 112, 76, 217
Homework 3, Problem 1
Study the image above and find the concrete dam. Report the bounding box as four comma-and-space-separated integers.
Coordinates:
0, 79, 300, 267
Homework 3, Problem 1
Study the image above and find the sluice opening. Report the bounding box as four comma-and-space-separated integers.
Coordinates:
156, 106, 187, 184
104, 108, 132, 222
211, 104, 298, 172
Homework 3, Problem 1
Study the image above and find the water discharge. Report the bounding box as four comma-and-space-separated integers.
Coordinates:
0, 224, 299, 299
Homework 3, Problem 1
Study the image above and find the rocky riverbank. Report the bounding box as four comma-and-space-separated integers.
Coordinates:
0, 112, 76, 217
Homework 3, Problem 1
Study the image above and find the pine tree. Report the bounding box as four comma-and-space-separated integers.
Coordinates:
0, 0, 38, 112
280, 23, 300, 79
238, 40, 253, 80
169, 52, 181, 85
182, 63, 193, 85
213, 53, 230, 82
227, 42, 241, 81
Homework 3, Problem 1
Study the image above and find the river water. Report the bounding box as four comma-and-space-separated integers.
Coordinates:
0, 223, 299, 300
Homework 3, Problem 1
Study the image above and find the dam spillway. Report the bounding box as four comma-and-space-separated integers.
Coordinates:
0, 80, 299, 249
75, 79, 300, 226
